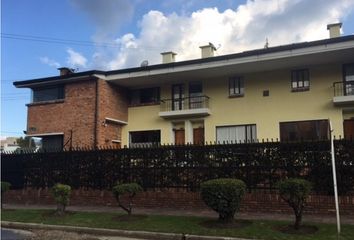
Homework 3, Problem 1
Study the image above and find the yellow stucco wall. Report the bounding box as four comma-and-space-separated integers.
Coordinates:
121, 63, 346, 146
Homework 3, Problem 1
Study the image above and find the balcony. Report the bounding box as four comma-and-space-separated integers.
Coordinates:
333, 81, 354, 105
159, 96, 211, 118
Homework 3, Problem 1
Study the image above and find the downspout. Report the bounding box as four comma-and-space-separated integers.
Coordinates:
94, 79, 99, 149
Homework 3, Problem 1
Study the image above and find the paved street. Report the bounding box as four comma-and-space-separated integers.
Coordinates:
1, 228, 31, 240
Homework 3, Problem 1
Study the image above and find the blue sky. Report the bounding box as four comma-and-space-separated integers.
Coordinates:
2, 0, 354, 138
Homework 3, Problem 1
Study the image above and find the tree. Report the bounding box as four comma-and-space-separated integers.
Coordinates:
277, 178, 312, 230
112, 183, 142, 215
51, 183, 71, 215
16, 137, 35, 148
200, 178, 246, 222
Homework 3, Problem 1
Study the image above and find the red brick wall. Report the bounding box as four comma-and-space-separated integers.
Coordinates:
26, 79, 129, 148
27, 80, 97, 148
96, 80, 128, 147
4, 189, 354, 215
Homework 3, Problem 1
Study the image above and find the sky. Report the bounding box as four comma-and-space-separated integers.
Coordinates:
1, 0, 354, 138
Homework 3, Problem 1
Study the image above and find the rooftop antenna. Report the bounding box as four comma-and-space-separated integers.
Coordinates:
140, 60, 149, 67
264, 38, 269, 49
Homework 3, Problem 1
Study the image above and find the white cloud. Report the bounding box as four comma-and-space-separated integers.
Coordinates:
66, 48, 88, 68
78, 0, 354, 70
39, 57, 61, 68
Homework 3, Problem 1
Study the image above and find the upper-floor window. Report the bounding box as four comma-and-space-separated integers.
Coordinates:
130, 87, 160, 106
343, 63, 354, 96
291, 69, 309, 91
32, 85, 65, 103
229, 76, 244, 97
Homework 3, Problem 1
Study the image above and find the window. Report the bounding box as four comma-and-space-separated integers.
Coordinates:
129, 87, 160, 105
172, 84, 184, 110
129, 130, 161, 147
343, 63, 354, 95
291, 69, 309, 91
229, 77, 244, 96
32, 85, 65, 102
279, 120, 329, 141
216, 124, 256, 143
189, 82, 203, 109
41, 135, 63, 150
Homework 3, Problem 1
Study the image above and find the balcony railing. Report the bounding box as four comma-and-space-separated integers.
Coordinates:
160, 95, 210, 112
333, 81, 354, 97
333, 81, 354, 105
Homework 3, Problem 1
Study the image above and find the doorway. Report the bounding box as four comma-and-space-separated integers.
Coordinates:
344, 119, 354, 139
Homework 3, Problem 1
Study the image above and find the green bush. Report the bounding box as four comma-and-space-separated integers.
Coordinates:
1, 181, 11, 193
1, 181, 11, 209
51, 183, 71, 215
277, 178, 312, 230
200, 178, 246, 222
112, 183, 143, 215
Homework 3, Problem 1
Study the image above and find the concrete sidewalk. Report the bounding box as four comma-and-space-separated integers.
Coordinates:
4, 204, 354, 225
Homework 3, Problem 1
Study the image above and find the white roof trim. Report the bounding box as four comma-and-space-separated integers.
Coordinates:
112, 140, 121, 143
26, 132, 64, 137
99, 40, 354, 81
105, 117, 128, 125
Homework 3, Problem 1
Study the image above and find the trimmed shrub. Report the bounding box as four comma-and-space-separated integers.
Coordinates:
200, 178, 246, 222
277, 178, 312, 230
51, 183, 71, 215
1, 181, 11, 209
112, 183, 143, 215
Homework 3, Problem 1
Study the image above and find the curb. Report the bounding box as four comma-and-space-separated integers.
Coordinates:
1, 221, 253, 240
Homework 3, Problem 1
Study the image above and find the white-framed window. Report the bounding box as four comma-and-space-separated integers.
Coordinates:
291, 69, 309, 91
216, 124, 257, 143
229, 76, 244, 96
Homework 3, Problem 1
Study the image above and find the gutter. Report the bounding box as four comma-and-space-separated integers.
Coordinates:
14, 75, 99, 88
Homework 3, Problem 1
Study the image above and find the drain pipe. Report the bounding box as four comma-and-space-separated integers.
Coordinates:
94, 79, 99, 149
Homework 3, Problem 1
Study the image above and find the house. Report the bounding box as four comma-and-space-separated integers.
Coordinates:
14, 23, 354, 149
0, 137, 20, 152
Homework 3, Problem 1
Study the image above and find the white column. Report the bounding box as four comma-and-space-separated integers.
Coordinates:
185, 120, 193, 144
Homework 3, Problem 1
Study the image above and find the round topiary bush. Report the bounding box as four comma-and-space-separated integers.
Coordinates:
51, 183, 71, 215
200, 178, 246, 222
112, 183, 143, 215
277, 178, 312, 230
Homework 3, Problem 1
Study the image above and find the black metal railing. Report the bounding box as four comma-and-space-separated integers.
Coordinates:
160, 95, 210, 112
333, 81, 354, 97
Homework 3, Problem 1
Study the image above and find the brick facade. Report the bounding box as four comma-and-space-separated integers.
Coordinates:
4, 189, 354, 215
96, 80, 128, 147
26, 78, 129, 148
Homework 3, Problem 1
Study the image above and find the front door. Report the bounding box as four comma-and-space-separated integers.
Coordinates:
174, 129, 185, 145
172, 84, 184, 110
344, 119, 354, 139
193, 128, 205, 145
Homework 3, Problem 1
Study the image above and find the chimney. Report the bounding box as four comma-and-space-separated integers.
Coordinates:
327, 23, 342, 38
200, 43, 216, 58
58, 67, 75, 76
161, 52, 177, 63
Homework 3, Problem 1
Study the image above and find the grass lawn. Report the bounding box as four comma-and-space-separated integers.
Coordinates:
1, 209, 353, 240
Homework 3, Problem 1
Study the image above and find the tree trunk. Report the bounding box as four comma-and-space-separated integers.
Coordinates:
219, 212, 234, 223
294, 213, 302, 230
56, 203, 65, 215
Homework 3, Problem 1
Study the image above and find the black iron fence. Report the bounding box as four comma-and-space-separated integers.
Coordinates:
1, 139, 354, 195
333, 81, 354, 97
